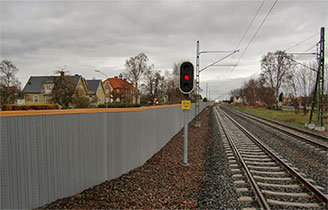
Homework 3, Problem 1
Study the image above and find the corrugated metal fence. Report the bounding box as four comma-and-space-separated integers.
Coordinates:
0, 102, 212, 209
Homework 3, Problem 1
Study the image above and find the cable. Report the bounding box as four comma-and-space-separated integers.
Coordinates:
223, 0, 266, 78
289, 57, 317, 72
212, 0, 266, 93
220, 0, 279, 89
284, 33, 319, 51
304, 44, 317, 53
234, 0, 266, 51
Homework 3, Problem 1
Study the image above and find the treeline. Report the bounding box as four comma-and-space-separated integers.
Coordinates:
124, 53, 199, 105
0, 53, 200, 108
229, 50, 328, 109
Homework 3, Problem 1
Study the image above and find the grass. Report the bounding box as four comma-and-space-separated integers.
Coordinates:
229, 104, 328, 133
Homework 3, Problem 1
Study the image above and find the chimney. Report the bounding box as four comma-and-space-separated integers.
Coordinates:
119, 73, 123, 80
114, 76, 118, 79
60, 71, 65, 76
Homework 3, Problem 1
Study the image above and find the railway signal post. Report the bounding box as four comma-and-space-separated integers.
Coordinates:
179, 61, 194, 166
307, 27, 326, 131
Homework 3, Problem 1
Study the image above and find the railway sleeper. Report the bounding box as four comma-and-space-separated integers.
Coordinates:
253, 175, 293, 181
241, 154, 269, 158
247, 165, 281, 170
266, 199, 323, 208
261, 190, 313, 198
249, 170, 287, 175
257, 181, 301, 189
242, 157, 273, 162
244, 161, 276, 165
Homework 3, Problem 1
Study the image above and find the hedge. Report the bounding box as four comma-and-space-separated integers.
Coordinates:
2, 104, 59, 111
97, 103, 141, 108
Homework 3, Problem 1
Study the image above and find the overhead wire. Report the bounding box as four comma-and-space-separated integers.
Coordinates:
234, 0, 267, 52
284, 32, 319, 51
212, 0, 266, 92
218, 0, 279, 92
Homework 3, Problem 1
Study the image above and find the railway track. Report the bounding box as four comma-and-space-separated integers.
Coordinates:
214, 106, 328, 209
221, 105, 328, 151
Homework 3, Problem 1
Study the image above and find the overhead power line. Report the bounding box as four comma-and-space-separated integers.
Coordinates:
284, 33, 319, 51
234, 0, 266, 51
214, 0, 265, 92
289, 57, 317, 72
304, 44, 317, 53
199, 50, 239, 73
220, 0, 279, 89
224, 0, 266, 77
236, 0, 279, 66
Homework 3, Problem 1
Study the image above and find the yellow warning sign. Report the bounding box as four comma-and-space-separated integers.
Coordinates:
181, 100, 191, 110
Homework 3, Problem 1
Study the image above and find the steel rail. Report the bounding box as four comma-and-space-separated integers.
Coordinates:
223, 106, 328, 149
213, 108, 271, 210
219, 107, 328, 207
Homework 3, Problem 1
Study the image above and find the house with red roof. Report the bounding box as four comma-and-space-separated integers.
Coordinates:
102, 74, 140, 104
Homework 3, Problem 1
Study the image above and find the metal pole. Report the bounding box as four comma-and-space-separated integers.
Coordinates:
195, 41, 201, 127
206, 83, 208, 99
318, 27, 325, 127
183, 109, 189, 166
308, 27, 325, 131
95, 69, 109, 108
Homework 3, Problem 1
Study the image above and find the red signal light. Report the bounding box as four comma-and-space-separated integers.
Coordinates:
184, 74, 190, 80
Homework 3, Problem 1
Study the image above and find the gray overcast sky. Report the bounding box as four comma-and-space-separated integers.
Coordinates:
1, 0, 327, 100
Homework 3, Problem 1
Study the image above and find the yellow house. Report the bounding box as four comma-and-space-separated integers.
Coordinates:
86, 80, 105, 106
23, 76, 57, 105
23, 74, 101, 107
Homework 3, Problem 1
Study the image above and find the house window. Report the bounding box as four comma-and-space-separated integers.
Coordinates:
33, 95, 39, 103
98, 97, 102, 103
116, 89, 119, 93
45, 96, 52, 103
105, 89, 109, 94
46, 84, 51, 90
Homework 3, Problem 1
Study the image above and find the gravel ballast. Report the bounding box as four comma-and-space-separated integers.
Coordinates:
38, 107, 234, 209
197, 108, 244, 209
221, 105, 328, 195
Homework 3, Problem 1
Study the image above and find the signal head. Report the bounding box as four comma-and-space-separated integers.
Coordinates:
179, 61, 194, 94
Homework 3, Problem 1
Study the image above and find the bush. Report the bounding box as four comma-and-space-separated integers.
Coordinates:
2, 104, 59, 111
72, 96, 92, 108
140, 101, 147, 106
97, 103, 141, 108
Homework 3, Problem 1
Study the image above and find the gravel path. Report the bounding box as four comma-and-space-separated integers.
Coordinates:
37, 107, 217, 209
221, 105, 328, 195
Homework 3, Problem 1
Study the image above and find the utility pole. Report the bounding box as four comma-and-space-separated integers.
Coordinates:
195, 40, 238, 127
95, 69, 109, 108
206, 83, 208, 99
307, 27, 325, 131
195, 41, 200, 127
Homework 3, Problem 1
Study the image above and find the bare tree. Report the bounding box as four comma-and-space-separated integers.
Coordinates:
0, 59, 22, 105
291, 61, 317, 107
111, 90, 125, 103
242, 79, 257, 106
142, 68, 164, 104
124, 53, 153, 103
51, 71, 77, 108
161, 62, 185, 103
72, 95, 94, 108
240, 77, 275, 108
260, 50, 296, 108
229, 88, 242, 98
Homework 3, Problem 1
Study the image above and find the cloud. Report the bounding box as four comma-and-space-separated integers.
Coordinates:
0, 0, 327, 95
